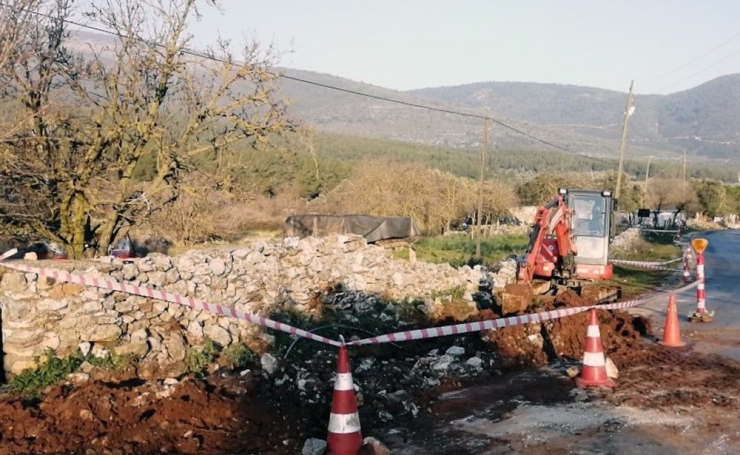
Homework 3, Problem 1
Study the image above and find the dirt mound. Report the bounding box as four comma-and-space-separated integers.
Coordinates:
484, 291, 652, 366
0, 373, 306, 455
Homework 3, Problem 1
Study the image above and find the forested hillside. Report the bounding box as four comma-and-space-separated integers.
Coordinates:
277, 69, 740, 167
67, 31, 740, 167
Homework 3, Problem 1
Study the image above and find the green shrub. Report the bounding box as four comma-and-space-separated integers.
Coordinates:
9, 348, 131, 399
222, 344, 253, 369
184, 340, 220, 376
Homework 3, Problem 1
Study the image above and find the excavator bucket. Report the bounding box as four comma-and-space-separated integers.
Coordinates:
500, 282, 534, 315
500, 280, 553, 314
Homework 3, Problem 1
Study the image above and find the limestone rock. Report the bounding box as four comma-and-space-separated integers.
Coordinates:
260, 353, 279, 375
165, 332, 188, 362
302, 438, 327, 455
361, 437, 391, 455
1, 272, 27, 293
82, 324, 123, 342
209, 258, 227, 276
605, 356, 619, 379
79, 342, 92, 357
187, 320, 204, 339
203, 324, 231, 347
114, 342, 149, 358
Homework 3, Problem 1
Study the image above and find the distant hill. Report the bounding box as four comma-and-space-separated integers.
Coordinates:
66, 31, 740, 168
278, 69, 740, 167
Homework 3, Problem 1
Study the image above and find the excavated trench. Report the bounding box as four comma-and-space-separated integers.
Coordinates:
0, 289, 654, 455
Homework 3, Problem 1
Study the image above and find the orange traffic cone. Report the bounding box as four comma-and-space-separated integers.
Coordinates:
658, 293, 685, 347
575, 308, 616, 388
326, 341, 362, 455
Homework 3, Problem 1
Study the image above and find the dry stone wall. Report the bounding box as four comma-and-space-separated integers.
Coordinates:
0, 235, 489, 377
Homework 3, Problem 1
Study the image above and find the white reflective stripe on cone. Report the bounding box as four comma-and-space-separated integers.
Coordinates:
587, 326, 600, 338
328, 412, 362, 434
583, 351, 606, 367
334, 373, 354, 391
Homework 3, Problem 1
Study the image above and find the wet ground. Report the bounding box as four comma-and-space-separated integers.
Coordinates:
385, 343, 740, 455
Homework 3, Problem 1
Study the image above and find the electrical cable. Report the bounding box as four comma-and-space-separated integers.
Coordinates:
642, 29, 740, 87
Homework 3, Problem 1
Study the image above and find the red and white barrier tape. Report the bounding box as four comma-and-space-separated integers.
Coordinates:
610, 258, 682, 271
0, 249, 342, 347
345, 305, 591, 346
346, 279, 701, 346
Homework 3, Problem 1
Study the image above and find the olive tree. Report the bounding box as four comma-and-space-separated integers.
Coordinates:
0, 0, 294, 258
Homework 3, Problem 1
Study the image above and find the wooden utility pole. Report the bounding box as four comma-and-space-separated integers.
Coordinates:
644, 156, 652, 205
475, 117, 490, 258
644, 156, 652, 188
615, 80, 634, 201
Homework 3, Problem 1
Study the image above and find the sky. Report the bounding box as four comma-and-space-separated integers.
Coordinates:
180, 0, 740, 95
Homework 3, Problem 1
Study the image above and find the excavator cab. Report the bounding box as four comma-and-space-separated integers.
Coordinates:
563, 189, 614, 280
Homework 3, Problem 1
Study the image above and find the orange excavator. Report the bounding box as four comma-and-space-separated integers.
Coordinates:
499, 188, 621, 314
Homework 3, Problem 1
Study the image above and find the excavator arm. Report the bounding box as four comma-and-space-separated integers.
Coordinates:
516, 195, 578, 282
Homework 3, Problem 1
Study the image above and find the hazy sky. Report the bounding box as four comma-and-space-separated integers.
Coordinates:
183, 0, 740, 95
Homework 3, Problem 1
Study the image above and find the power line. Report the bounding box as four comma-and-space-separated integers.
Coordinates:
642, 29, 740, 87
2, 1, 621, 164
656, 47, 740, 92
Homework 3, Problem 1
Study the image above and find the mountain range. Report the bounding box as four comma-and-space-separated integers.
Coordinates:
68, 31, 740, 168
278, 69, 740, 167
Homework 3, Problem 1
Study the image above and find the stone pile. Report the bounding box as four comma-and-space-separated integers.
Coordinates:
609, 227, 642, 252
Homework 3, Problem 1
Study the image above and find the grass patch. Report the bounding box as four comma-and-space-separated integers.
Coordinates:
612, 231, 682, 262
609, 230, 682, 298
396, 233, 529, 267
611, 265, 671, 299
9, 349, 132, 399
222, 343, 253, 369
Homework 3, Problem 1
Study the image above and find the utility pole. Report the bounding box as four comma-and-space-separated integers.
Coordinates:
682, 149, 686, 183
644, 156, 652, 188
615, 80, 634, 201
644, 156, 652, 205
475, 117, 489, 259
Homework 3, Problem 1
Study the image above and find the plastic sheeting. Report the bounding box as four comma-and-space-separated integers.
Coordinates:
284, 215, 420, 243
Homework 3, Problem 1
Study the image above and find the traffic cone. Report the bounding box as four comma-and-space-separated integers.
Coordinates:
326, 341, 362, 455
658, 293, 685, 347
575, 309, 616, 388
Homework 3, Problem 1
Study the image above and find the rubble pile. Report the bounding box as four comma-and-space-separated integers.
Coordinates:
610, 227, 643, 252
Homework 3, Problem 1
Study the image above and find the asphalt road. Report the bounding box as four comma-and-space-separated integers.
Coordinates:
639, 229, 740, 359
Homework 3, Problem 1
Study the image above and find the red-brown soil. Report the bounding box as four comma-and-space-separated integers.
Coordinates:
0, 291, 684, 455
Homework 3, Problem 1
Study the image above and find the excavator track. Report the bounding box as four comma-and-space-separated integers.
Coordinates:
500, 281, 621, 316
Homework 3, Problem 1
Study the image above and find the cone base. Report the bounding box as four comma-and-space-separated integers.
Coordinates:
658, 340, 686, 348
327, 432, 363, 455
688, 310, 715, 323
574, 376, 616, 388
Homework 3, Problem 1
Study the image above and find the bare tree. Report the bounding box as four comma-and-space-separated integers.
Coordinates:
313, 160, 518, 234
0, 0, 294, 258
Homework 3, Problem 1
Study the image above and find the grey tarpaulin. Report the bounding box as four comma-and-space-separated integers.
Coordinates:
284, 215, 420, 243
